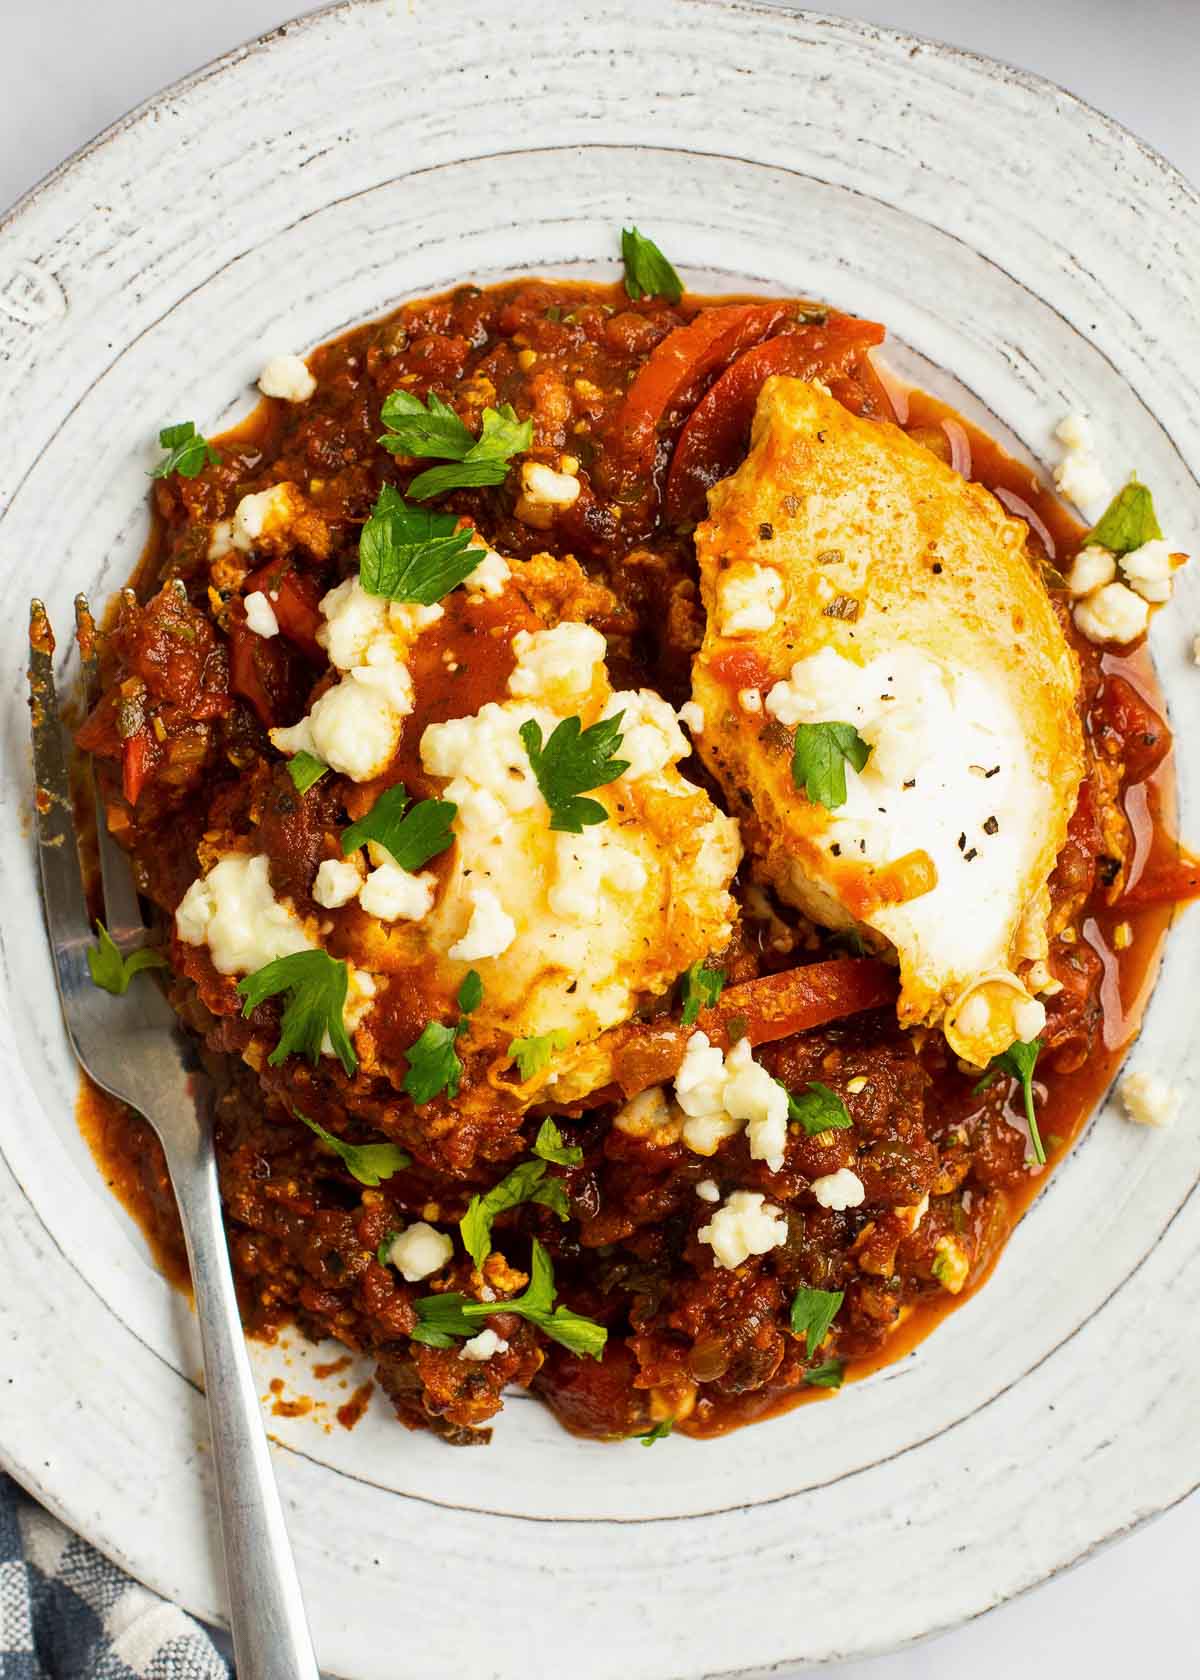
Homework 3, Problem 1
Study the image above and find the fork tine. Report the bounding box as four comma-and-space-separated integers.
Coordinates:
28, 601, 94, 995
74, 593, 144, 943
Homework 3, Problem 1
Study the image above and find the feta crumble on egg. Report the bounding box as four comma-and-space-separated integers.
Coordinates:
716, 563, 784, 636
507, 622, 606, 700
448, 885, 517, 961
258, 353, 317, 403
359, 863, 437, 923
243, 590, 279, 638
1119, 1070, 1179, 1128
809, 1167, 866, 1211
386, 1223, 455, 1282
698, 1189, 789, 1269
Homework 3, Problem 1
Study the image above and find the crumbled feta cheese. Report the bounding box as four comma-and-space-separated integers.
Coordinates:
1119, 1070, 1179, 1128
208, 519, 235, 562
678, 700, 705, 736
464, 548, 510, 599
515, 461, 582, 528
810, 1167, 866, 1211
1053, 414, 1111, 514
319, 576, 391, 672
243, 590, 280, 638
341, 966, 378, 1033
695, 1178, 721, 1202
387, 1223, 454, 1282
387, 600, 445, 639
359, 863, 436, 923
738, 687, 763, 714
1065, 545, 1116, 598
175, 853, 311, 974
232, 482, 303, 553
422, 701, 547, 817
613, 1085, 678, 1141
721, 1038, 789, 1172
602, 689, 689, 781
258, 353, 317, 403
507, 622, 606, 700
459, 1328, 509, 1362
447, 885, 517, 961
698, 1189, 788, 1269
1119, 538, 1177, 604
1073, 581, 1150, 645
313, 857, 364, 909
272, 669, 411, 782
716, 564, 784, 636
673, 1031, 788, 1168
548, 827, 648, 921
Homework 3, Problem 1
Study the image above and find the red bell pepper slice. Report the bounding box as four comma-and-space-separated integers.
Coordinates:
606, 302, 795, 492
665, 316, 886, 522
244, 561, 325, 662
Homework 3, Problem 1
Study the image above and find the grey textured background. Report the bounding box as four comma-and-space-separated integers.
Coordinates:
2, 1, 1196, 1674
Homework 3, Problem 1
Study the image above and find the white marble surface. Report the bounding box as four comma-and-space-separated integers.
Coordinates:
2, 1, 1196, 1674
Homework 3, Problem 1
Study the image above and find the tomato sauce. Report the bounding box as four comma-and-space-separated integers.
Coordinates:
73, 276, 1196, 1445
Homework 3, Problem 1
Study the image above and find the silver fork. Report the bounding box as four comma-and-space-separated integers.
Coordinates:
27, 596, 320, 1680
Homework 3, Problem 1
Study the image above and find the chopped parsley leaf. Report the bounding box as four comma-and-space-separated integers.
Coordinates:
520, 713, 630, 832
532, 1117, 583, 1166
379, 390, 532, 501
459, 1159, 569, 1269
294, 1112, 410, 1186
974, 1037, 1046, 1165
635, 1419, 674, 1446
150, 421, 220, 480
287, 751, 329, 794
86, 922, 167, 996
804, 1358, 845, 1390
412, 1238, 606, 1358
508, 1030, 570, 1082
789, 1286, 844, 1358
620, 227, 683, 305
791, 721, 872, 810
785, 1080, 853, 1136
237, 949, 356, 1075
340, 782, 457, 872
680, 959, 726, 1027
358, 484, 480, 603
1087, 477, 1162, 556
401, 971, 482, 1104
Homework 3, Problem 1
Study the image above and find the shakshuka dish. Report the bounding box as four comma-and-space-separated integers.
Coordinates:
73, 230, 1197, 1444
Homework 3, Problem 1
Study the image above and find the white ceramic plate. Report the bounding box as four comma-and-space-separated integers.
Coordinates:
2, 3, 1199, 1674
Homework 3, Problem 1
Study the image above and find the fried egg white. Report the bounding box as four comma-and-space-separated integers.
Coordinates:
690, 376, 1085, 1065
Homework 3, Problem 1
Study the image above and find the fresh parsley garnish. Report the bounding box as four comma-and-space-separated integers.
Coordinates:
340, 782, 457, 872
379, 390, 532, 500
411, 1238, 606, 1359
294, 1111, 410, 1186
507, 1030, 570, 1082
236, 949, 357, 1075
287, 751, 329, 794
519, 713, 630, 833
1087, 477, 1162, 556
974, 1037, 1046, 1166
378, 388, 476, 459
460, 1160, 569, 1269
86, 922, 167, 996
401, 970, 483, 1104
785, 1081, 853, 1136
620, 227, 683, 305
150, 421, 220, 480
680, 960, 726, 1027
635, 1419, 674, 1446
789, 1286, 844, 1358
377, 1228, 401, 1266
791, 721, 872, 810
358, 484, 480, 603
532, 1117, 583, 1166
804, 1358, 845, 1390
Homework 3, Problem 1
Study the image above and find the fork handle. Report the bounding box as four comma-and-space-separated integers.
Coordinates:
164, 1121, 321, 1680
